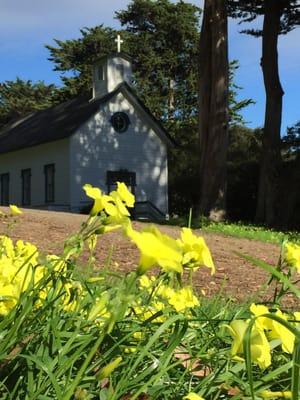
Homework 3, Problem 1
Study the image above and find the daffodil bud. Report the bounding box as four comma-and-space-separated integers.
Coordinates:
96, 356, 122, 380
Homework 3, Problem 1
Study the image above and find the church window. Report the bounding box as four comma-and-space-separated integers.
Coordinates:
0, 173, 9, 206
106, 170, 136, 195
44, 164, 55, 203
110, 112, 130, 133
21, 169, 31, 206
97, 65, 104, 81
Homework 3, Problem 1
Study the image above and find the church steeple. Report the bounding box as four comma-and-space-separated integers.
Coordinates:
92, 36, 133, 100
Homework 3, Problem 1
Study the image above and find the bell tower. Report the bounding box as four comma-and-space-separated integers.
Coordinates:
92, 35, 133, 100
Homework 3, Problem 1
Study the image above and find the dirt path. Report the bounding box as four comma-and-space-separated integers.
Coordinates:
0, 207, 292, 305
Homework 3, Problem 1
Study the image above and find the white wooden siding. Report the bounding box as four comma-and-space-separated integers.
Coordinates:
0, 139, 70, 208
70, 92, 168, 213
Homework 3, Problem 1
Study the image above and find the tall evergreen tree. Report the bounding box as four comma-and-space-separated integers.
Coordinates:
198, 0, 229, 220
228, 0, 300, 225
0, 78, 58, 129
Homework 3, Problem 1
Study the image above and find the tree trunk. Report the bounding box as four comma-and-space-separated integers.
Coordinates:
168, 79, 175, 119
255, 0, 284, 226
198, 0, 229, 221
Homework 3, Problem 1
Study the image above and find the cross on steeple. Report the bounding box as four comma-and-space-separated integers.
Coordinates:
115, 34, 124, 53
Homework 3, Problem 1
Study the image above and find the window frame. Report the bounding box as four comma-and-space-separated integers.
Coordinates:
21, 168, 31, 206
106, 170, 136, 195
0, 173, 9, 206
44, 164, 55, 203
97, 64, 104, 81
110, 112, 130, 133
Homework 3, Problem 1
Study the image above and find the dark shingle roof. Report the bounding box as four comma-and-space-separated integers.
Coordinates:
0, 90, 117, 155
0, 82, 175, 155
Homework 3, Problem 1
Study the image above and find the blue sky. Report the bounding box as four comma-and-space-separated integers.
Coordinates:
1, 0, 299, 133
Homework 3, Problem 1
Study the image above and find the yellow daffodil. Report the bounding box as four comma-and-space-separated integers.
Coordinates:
133, 301, 166, 323
272, 310, 295, 354
284, 242, 300, 273
183, 393, 205, 400
250, 304, 295, 354
126, 224, 183, 275
179, 228, 215, 274
167, 286, 199, 312
116, 182, 135, 208
60, 281, 82, 312
227, 319, 271, 370
294, 311, 300, 326
133, 331, 143, 340
0, 236, 46, 315
156, 284, 175, 299
139, 275, 156, 289
83, 183, 134, 225
250, 303, 274, 332
0, 283, 18, 315
9, 205, 22, 215
83, 184, 106, 215
0, 236, 15, 258
107, 191, 131, 217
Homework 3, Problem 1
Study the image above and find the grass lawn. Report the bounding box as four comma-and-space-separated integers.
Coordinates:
167, 216, 300, 244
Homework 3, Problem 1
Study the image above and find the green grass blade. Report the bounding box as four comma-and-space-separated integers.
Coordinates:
244, 318, 255, 400
292, 339, 300, 400
236, 252, 300, 298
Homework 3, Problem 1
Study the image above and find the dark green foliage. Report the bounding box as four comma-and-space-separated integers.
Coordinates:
117, 0, 200, 124
282, 121, 300, 159
227, 125, 262, 221
168, 124, 263, 220
227, 0, 300, 35
279, 121, 300, 228
229, 60, 255, 126
279, 158, 300, 229
46, 26, 127, 102
225, 123, 300, 228
168, 121, 199, 216
0, 78, 58, 129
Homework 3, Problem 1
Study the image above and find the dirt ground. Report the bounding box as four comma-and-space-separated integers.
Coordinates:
0, 207, 296, 306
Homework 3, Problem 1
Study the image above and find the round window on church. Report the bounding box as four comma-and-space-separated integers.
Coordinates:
110, 112, 130, 133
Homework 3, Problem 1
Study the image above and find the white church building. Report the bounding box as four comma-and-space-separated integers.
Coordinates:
0, 48, 174, 219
